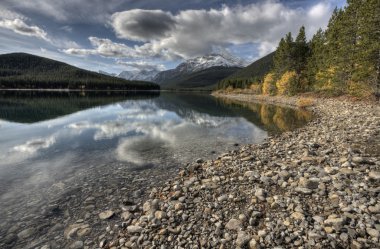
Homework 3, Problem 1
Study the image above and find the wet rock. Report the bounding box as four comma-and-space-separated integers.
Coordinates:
98, 210, 114, 220
3, 233, 17, 244
69, 241, 84, 249
64, 224, 90, 239
17, 228, 34, 240
77, 228, 91, 237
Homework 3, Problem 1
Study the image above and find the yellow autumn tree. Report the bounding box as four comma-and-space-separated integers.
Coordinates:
276, 71, 297, 95
262, 73, 276, 95
249, 83, 262, 94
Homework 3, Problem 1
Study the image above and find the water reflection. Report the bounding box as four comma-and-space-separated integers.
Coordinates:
0, 90, 159, 123
0, 92, 313, 169
216, 97, 313, 134
0, 91, 312, 248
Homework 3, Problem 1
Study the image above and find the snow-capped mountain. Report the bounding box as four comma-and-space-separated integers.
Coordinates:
153, 53, 245, 84
118, 69, 159, 82
176, 53, 246, 74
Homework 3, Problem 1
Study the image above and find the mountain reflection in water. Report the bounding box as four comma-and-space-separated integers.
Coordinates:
0, 91, 312, 249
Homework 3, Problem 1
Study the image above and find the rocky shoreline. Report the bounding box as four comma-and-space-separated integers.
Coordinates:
7, 94, 377, 249
90, 94, 379, 249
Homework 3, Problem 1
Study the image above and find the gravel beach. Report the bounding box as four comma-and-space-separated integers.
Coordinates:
101, 94, 380, 249
5, 94, 378, 249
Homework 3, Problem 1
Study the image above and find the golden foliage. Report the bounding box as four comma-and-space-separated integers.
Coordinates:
347, 80, 373, 98
275, 71, 297, 96
262, 73, 276, 95
249, 84, 262, 94
314, 66, 337, 92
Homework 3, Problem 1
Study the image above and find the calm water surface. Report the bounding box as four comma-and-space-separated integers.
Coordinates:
0, 91, 312, 248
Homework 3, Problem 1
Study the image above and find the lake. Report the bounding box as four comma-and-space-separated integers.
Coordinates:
0, 91, 312, 248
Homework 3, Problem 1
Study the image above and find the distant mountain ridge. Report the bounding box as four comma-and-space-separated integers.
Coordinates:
154, 53, 245, 89
98, 70, 117, 77
218, 52, 275, 89
0, 53, 159, 90
119, 69, 159, 82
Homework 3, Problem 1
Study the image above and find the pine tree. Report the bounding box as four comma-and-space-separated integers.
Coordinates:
294, 26, 309, 75
306, 28, 326, 88
273, 32, 294, 78
353, 0, 380, 96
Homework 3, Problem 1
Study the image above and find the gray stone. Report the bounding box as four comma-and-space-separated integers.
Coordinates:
121, 211, 133, 220
217, 195, 228, 202
369, 171, 380, 181
98, 210, 114, 220
249, 239, 258, 249
225, 219, 242, 231
291, 212, 305, 220
127, 225, 143, 234
352, 156, 364, 163
236, 231, 251, 247
366, 228, 379, 238
255, 188, 266, 201
69, 241, 84, 249
17, 228, 34, 240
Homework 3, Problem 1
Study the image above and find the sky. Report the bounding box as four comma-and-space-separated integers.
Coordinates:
0, 0, 346, 74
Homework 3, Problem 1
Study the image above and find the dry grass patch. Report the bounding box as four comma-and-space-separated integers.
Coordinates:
297, 97, 315, 108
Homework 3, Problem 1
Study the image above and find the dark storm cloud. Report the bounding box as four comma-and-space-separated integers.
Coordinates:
112, 10, 175, 41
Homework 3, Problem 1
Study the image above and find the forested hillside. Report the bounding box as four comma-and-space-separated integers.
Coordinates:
218, 52, 274, 89
0, 53, 160, 90
218, 0, 379, 98
161, 66, 240, 90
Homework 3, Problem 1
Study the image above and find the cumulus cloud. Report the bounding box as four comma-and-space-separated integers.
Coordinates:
0, 6, 27, 20
105, 1, 334, 59
0, 18, 50, 41
116, 60, 165, 71
0, 0, 123, 23
63, 36, 179, 60
63, 36, 142, 58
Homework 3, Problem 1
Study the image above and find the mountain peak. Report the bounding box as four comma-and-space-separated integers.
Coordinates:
118, 69, 159, 82
176, 53, 245, 74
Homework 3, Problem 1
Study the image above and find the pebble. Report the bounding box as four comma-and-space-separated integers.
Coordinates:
69, 241, 84, 249
225, 219, 242, 231
17, 228, 34, 240
127, 225, 143, 234
98, 210, 114, 220
236, 231, 251, 247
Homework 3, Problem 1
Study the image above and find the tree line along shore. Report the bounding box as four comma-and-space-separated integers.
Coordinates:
218, 0, 379, 99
